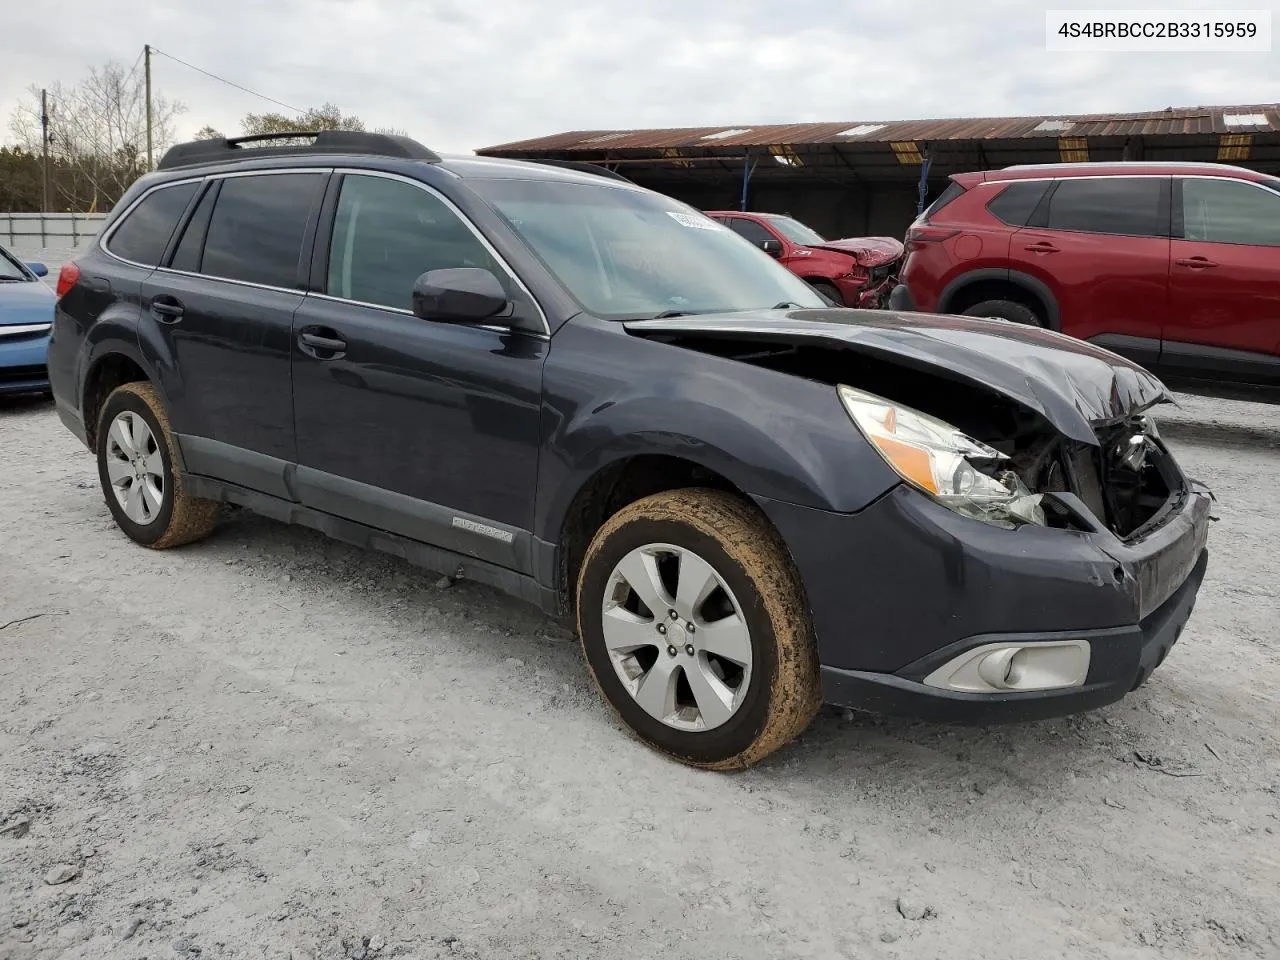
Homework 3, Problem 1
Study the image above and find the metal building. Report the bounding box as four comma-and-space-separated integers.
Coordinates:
477, 103, 1280, 240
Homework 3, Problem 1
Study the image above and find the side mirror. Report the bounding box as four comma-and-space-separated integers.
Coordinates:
412, 268, 509, 323
758, 239, 783, 257
26, 261, 48, 278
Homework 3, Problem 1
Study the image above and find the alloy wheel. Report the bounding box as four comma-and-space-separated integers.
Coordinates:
104, 411, 165, 525
600, 542, 753, 731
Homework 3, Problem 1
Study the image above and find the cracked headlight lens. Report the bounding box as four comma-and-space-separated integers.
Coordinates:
838, 384, 1045, 528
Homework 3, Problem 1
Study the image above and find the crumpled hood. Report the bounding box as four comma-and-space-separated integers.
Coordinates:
803, 237, 904, 267
624, 308, 1169, 445
0, 280, 55, 325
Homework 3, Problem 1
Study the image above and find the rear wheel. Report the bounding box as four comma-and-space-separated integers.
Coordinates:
96, 382, 221, 548
576, 489, 821, 770
959, 299, 1043, 326
807, 280, 845, 306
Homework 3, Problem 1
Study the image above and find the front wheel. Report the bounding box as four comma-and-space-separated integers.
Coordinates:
96, 382, 221, 548
576, 489, 821, 770
960, 299, 1043, 326
807, 280, 845, 306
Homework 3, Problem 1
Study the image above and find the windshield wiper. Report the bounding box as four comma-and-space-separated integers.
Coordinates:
772, 301, 802, 309
650, 309, 691, 319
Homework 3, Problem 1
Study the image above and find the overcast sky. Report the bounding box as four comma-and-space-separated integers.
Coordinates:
3, 0, 1278, 155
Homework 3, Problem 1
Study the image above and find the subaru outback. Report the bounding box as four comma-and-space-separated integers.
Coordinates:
48, 132, 1212, 769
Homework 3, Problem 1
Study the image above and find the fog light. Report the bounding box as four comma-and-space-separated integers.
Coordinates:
923, 639, 1091, 693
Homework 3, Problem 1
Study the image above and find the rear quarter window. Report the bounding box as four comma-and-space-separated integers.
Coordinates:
104, 181, 200, 265
921, 181, 966, 221
986, 181, 1050, 226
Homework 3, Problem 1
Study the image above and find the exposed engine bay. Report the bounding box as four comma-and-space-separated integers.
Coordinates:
639, 333, 1182, 540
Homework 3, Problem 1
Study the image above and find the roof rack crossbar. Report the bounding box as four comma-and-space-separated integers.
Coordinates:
157, 130, 441, 170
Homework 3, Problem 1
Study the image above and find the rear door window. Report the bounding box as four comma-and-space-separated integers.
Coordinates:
987, 182, 1050, 226
201, 173, 323, 288
105, 181, 200, 266
1180, 178, 1280, 246
1045, 177, 1167, 237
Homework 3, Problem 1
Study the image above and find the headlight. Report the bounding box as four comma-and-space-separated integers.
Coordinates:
838, 384, 1045, 529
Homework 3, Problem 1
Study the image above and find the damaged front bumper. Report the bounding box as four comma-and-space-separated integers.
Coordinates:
755, 478, 1213, 723
833, 271, 898, 310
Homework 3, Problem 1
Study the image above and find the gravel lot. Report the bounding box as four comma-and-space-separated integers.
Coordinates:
1, 390, 1277, 960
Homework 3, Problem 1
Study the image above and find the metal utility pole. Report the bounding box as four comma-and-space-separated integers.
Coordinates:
40, 88, 50, 211
144, 44, 153, 169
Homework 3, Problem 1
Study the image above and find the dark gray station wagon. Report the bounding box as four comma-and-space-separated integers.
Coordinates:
48, 131, 1212, 768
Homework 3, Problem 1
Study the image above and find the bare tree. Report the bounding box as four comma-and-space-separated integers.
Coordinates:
192, 125, 225, 140
8, 61, 186, 210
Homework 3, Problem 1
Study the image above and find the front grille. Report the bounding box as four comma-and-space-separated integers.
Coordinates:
0, 364, 47, 384
0, 325, 52, 343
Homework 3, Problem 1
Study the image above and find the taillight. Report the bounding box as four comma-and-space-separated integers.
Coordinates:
56, 262, 81, 299
906, 225, 959, 251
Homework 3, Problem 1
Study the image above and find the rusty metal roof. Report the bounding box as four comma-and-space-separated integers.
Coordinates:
479, 104, 1280, 155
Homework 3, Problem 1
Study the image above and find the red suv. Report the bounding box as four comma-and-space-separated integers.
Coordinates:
705, 210, 903, 308
888, 162, 1280, 389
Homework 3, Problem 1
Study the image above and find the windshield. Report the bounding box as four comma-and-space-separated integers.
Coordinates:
470, 179, 826, 318
764, 215, 826, 246
0, 247, 30, 282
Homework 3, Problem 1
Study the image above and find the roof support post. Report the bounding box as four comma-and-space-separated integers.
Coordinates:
915, 146, 932, 215
740, 151, 757, 211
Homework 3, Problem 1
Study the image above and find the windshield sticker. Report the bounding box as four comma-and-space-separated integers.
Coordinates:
666, 211, 722, 231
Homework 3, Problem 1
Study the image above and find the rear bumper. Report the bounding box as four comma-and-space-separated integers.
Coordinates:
819, 548, 1207, 723
755, 480, 1213, 722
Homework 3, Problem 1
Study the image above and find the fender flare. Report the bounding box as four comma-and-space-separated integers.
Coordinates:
938, 268, 1061, 331
78, 325, 168, 443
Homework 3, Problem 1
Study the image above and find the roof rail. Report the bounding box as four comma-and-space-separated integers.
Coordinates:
520, 158, 633, 183
157, 130, 441, 170
1003, 160, 1251, 172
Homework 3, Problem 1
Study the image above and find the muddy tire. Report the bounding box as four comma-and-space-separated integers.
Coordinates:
95, 382, 220, 549
576, 488, 821, 770
807, 280, 845, 307
960, 299, 1043, 326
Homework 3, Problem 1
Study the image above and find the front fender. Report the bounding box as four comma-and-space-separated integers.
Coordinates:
534, 317, 900, 543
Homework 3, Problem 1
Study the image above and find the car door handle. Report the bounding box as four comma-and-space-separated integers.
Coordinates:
298, 330, 347, 359
1175, 257, 1218, 269
150, 298, 184, 323
1024, 241, 1059, 253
